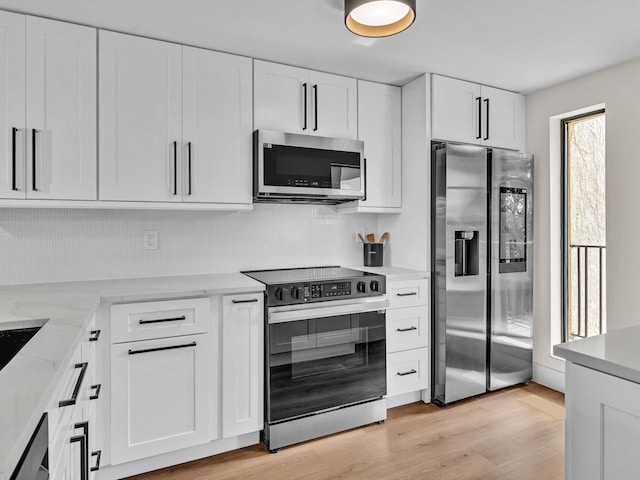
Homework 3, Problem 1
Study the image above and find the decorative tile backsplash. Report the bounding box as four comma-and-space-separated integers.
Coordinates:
0, 206, 377, 285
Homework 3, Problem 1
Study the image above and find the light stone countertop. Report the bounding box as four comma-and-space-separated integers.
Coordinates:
349, 265, 429, 281
553, 325, 640, 385
0, 273, 264, 480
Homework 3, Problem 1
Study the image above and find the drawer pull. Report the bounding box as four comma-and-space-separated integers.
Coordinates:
396, 369, 418, 377
89, 329, 101, 342
90, 383, 101, 400
91, 450, 102, 472
59, 362, 88, 407
72, 422, 89, 480
232, 298, 259, 304
396, 292, 418, 297
128, 341, 196, 355
139, 315, 186, 325
396, 326, 418, 332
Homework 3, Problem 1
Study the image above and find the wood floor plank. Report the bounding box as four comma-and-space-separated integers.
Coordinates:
126, 383, 564, 480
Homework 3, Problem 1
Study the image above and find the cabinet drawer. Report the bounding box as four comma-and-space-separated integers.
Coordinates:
48, 346, 83, 442
387, 348, 429, 397
386, 306, 428, 353
386, 279, 428, 309
111, 297, 210, 343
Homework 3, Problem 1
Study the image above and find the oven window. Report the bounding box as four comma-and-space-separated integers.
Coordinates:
268, 311, 386, 423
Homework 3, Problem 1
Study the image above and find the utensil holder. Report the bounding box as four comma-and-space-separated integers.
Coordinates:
363, 243, 383, 267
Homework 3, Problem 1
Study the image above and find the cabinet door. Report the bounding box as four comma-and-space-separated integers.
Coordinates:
481, 85, 524, 150
110, 334, 210, 464
309, 71, 357, 139
182, 47, 252, 204
565, 362, 640, 480
431, 74, 481, 145
25, 17, 97, 200
221, 294, 263, 438
0, 11, 25, 199
254, 60, 308, 134
99, 31, 182, 201
357, 80, 401, 208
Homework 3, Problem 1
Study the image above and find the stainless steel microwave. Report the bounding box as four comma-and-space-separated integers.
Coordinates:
253, 130, 365, 204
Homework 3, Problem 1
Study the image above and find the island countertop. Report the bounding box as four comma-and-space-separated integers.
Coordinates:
553, 325, 640, 384
0, 272, 265, 480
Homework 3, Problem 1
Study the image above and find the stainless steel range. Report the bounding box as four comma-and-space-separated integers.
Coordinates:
242, 266, 388, 452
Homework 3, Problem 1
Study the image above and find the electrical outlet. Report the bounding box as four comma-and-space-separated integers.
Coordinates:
355, 228, 365, 243
144, 230, 158, 250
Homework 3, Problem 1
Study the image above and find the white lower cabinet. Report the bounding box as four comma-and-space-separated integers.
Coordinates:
110, 333, 211, 464
385, 277, 430, 404
221, 294, 264, 438
565, 362, 640, 480
101, 292, 264, 476
48, 319, 102, 480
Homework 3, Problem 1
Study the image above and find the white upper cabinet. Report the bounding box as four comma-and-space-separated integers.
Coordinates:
481, 84, 524, 151
254, 60, 357, 139
310, 70, 357, 139
100, 31, 252, 205
431, 74, 524, 151
182, 47, 252, 204
0, 11, 25, 199
431, 75, 481, 146
26, 17, 97, 200
99, 31, 182, 202
0, 13, 96, 200
338, 80, 402, 213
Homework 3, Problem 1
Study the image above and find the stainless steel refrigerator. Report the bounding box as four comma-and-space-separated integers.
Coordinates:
432, 141, 533, 406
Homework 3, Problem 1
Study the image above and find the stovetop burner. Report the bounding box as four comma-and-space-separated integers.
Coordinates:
242, 266, 386, 307
242, 266, 376, 285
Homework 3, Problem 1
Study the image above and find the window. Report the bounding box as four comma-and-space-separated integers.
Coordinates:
561, 110, 606, 341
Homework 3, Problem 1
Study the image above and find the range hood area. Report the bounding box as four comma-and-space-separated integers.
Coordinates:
253, 130, 366, 205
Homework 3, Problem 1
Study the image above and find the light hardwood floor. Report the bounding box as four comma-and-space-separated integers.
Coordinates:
127, 383, 564, 480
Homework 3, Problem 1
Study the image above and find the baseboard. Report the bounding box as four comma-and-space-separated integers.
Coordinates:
533, 362, 565, 393
96, 432, 259, 480
387, 389, 430, 408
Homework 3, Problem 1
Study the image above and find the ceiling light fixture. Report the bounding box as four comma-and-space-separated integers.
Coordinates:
345, 0, 416, 38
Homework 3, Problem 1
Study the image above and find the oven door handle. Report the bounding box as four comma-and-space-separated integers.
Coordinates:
268, 298, 389, 324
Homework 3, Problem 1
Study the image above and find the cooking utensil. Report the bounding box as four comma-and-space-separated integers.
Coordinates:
366, 233, 375, 244
358, 233, 367, 243
379, 232, 389, 244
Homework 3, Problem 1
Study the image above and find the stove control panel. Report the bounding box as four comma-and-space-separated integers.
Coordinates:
265, 276, 385, 307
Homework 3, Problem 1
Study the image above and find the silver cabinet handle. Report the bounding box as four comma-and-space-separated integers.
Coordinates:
396, 326, 417, 332
396, 369, 417, 377
128, 341, 196, 355
396, 292, 417, 297
139, 315, 186, 325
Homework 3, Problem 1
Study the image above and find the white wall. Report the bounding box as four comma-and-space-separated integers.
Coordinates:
527, 57, 640, 376
0, 206, 377, 285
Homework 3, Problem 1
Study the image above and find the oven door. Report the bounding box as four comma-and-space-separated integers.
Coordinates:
267, 298, 388, 424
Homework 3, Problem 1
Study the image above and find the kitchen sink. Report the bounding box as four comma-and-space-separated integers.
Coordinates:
0, 326, 42, 371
